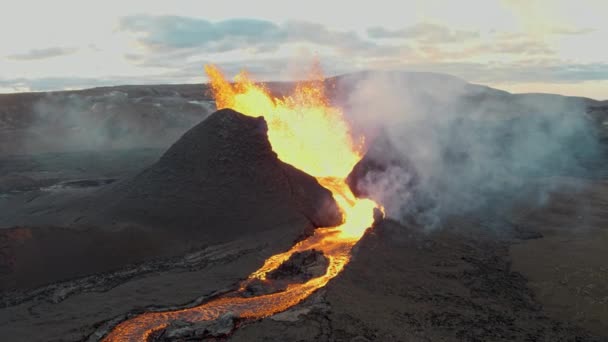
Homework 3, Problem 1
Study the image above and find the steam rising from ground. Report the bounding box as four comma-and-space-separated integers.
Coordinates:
339, 71, 601, 228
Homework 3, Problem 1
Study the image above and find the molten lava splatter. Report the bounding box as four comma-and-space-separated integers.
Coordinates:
102, 65, 379, 341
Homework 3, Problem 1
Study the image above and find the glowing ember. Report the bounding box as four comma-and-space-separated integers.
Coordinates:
102, 65, 380, 341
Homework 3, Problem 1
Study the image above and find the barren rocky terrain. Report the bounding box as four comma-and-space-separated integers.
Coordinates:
1, 72, 607, 341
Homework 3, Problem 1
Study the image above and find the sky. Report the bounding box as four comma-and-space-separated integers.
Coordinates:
1, 0, 607, 99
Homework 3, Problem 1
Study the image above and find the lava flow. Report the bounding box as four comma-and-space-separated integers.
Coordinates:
102, 65, 379, 341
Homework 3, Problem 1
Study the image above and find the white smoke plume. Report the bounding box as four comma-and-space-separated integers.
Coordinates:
337, 71, 601, 229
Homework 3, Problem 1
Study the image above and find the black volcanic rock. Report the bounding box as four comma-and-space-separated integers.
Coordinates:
266, 249, 329, 282
346, 132, 418, 199
243, 249, 329, 297
0, 109, 341, 290
346, 133, 436, 224
87, 108, 341, 233
161, 313, 236, 340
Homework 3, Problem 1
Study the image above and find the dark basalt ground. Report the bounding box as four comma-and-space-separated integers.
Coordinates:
267, 249, 329, 282
230, 219, 606, 342
243, 249, 331, 298
0, 77, 607, 341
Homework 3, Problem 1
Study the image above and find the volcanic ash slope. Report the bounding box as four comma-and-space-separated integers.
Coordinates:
1, 108, 341, 291
88, 108, 341, 235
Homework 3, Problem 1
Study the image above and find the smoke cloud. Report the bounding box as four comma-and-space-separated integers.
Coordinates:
338, 71, 601, 229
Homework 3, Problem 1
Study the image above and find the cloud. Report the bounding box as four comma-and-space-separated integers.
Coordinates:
367, 23, 479, 43
551, 27, 595, 35
399, 61, 608, 84
118, 15, 380, 55
119, 16, 284, 53
0, 74, 190, 93
115, 15, 413, 81
490, 39, 553, 55
115, 16, 593, 82
2, 60, 608, 96
6, 47, 78, 61
1, 15, 606, 95
412, 30, 555, 63
365, 23, 553, 64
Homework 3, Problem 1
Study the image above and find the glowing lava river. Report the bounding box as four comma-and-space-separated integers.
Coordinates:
102, 65, 380, 341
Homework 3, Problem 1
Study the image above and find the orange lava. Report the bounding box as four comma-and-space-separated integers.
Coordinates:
102, 64, 379, 341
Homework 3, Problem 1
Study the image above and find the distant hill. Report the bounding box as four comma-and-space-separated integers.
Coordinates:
1, 71, 606, 156
0, 84, 213, 155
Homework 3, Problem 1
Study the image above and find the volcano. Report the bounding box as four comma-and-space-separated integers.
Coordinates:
99, 65, 380, 341
85, 107, 341, 235
1, 70, 607, 342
